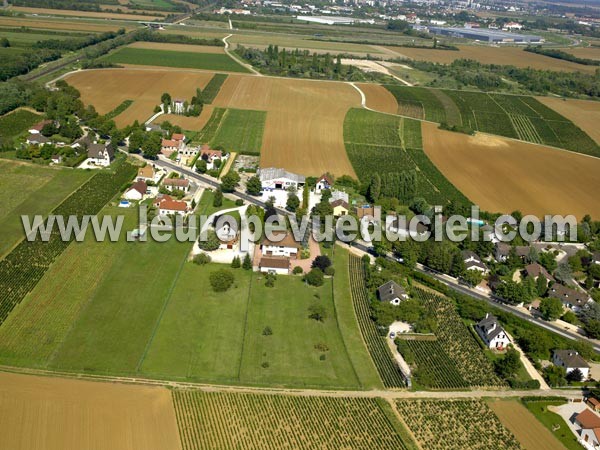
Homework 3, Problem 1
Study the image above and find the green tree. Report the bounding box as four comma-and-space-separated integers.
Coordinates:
128, 129, 145, 152
308, 302, 327, 322
536, 275, 548, 297
213, 188, 223, 207
462, 270, 483, 287
231, 255, 241, 268
242, 253, 252, 270
198, 229, 220, 251
221, 172, 240, 193
286, 193, 300, 212
539, 296, 564, 321
311, 255, 332, 272
142, 132, 162, 159
0, 37, 10, 48
195, 158, 207, 173
209, 269, 234, 292
494, 347, 521, 379
543, 365, 567, 387
246, 175, 262, 195
161, 92, 171, 110
304, 268, 324, 286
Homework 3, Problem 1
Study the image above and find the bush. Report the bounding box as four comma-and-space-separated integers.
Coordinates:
261, 361, 270, 368
193, 253, 211, 265
262, 326, 273, 336
235, 199, 244, 206
308, 302, 327, 322
265, 273, 276, 287
242, 253, 252, 270
209, 269, 235, 292
324, 266, 335, 276
304, 268, 324, 286
312, 255, 332, 271
292, 266, 303, 275
231, 256, 241, 268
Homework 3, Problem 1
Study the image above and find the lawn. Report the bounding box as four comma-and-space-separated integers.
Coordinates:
0, 109, 43, 141
195, 188, 237, 217
103, 47, 250, 72
0, 161, 92, 257
522, 399, 581, 450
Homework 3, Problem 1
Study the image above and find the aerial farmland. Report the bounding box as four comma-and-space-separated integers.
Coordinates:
0, 1, 600, 449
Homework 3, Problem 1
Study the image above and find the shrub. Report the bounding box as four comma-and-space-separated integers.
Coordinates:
312, 255, 332, 271
261, 361, 269, 368
262, 326, 273, 336
324, 266, 335, 277
305, 268, 324, 286
231, 256, 241, 268
308, 302, 327, 322
193, 253, 211, 265
265, 273, 276, 287
235, 198, 244, 206
209, 269, 235, 292
242, 253, 252, 270
292, 266, 303, 275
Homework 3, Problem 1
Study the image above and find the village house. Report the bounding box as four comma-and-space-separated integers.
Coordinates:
51, 155, 62, 164
574, 409, 600, 449
259, 167, 305, 191
123, 180, 148, 201
549, 284, 592, 312
161, 138, 183, 157
475, 313, 511, 350
260, 232, 301, 258
137, 165, 159, 183
331, 199, 349, 217
495, 243, 530, 262
330, 190, 349, 204
377, 280, 409, 306
553, 350, 590, 379
259, 256, 290, 275
87, 143, 114, 167
163, 178, 190, 193
503, 21, 523, 31
462, 250, 489, 274
214, 215, 239, 250
28, 119, 52, 135
315, 174, 333, 192
154, 195, 189, 216
388, 216, 428, 239
72, 134, 92, 150
26, 134, 50, 146
198, 145, 227, 170
524, 263, 554, 283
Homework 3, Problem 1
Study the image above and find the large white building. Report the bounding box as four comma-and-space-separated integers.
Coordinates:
259, 167, 305, 191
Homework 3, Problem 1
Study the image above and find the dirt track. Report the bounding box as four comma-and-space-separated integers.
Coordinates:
537, 96, 600, 145
0, 371, 181, 450
421, 121, 600, 219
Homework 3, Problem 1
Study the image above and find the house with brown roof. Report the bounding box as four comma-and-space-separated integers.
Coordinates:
124, 180, 148, 201
198, 144, 227, 170
259, 256, 290, 275
260, 232, 301, 258
137, 165, 157, 183
495, 243, 530, 262
462, 250, 488, 274
549, 284, 592, 312
154, 195, 189, 216
315, 173, 333, 192
26, 133, 50, 146
330, 199, 349, 217
524, 263, 554, 283
161, 139, 183, 157
553, 349, 590, 379
163, 178, 190, 193
28, 119, 52, 135
574, 409, 600, 448
354, 205, 375, 220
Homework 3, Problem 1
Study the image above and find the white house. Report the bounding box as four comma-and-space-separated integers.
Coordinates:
503, 21, 523, 31
377, 281, 409, 306
574, 409, 600, 449
163, 178, 190, 193
161, 138, 183, 157
475, 313, 511, 350
154, 195, 189, 216
258, 256, 290, 275
330, 190, 349, 204
260, 232, 301, 258
28, 120, 52, 135
553, 350, 590, 379
87, 143, 113, 166
198, 145, 227, 170
462, 250, 489, 274
26, 133, 50, 146
315, 173, 333, 192
549, 284, 592, 312
124, 180, 147, 201
215, 219, 239, 250
259, 167, 305, 191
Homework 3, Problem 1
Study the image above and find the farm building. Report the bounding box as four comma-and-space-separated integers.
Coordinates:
553, 350, 590, 379
296, 15, 356, 25
574, 409, 600, 448
260, 232, 301, 258
427, 26, 543, 44
259, 167, 305, 191
124, 180, 148, 201
475, 313, 510, 350
462, 250, 488, 274
377, 281, 409, 306
154, 195, 189, 216
87, 143, 114, 167
259, 256, 290, 275
548, 284, 591, 312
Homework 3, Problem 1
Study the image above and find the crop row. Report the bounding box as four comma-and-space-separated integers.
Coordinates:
384, 85, 447, 123
412, 288, 505, 388
202, 73, 228, 104
395, 399, 523, 450
348, 255, 406, 388
0, 159, 136, 325
397, 339, 469, 390
509, 113, 542, 144
173, 390, 411, 450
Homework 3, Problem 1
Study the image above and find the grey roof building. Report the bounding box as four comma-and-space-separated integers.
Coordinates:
377, 281, 409, 306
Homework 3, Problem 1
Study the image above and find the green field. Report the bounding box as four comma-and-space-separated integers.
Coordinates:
202, 73, 228, 104
344, 108, 469, 206
0, 109, 43, 142
384, 86, 599, 157
130, 0, 177, 10
522, 399, 581, 450
194, 107, 266, 155
173, 390, 414, 450
0, 160, 92, 258
103, 47, 250, 73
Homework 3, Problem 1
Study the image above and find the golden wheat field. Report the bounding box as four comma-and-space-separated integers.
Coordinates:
10, 6, 164, 21
127, 41, 226, 54
384, 45, 598, 73
356, 83, 399, 114
421, 121, 600, 218
0, 371, 181, 450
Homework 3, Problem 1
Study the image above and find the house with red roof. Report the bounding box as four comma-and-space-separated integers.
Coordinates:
315, 173, 333, 192
28, 119, 53, 135
574, 409, 600, 448
154, 195, 189, 216
163, 177, 191, 193
124, 180, 148, 201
